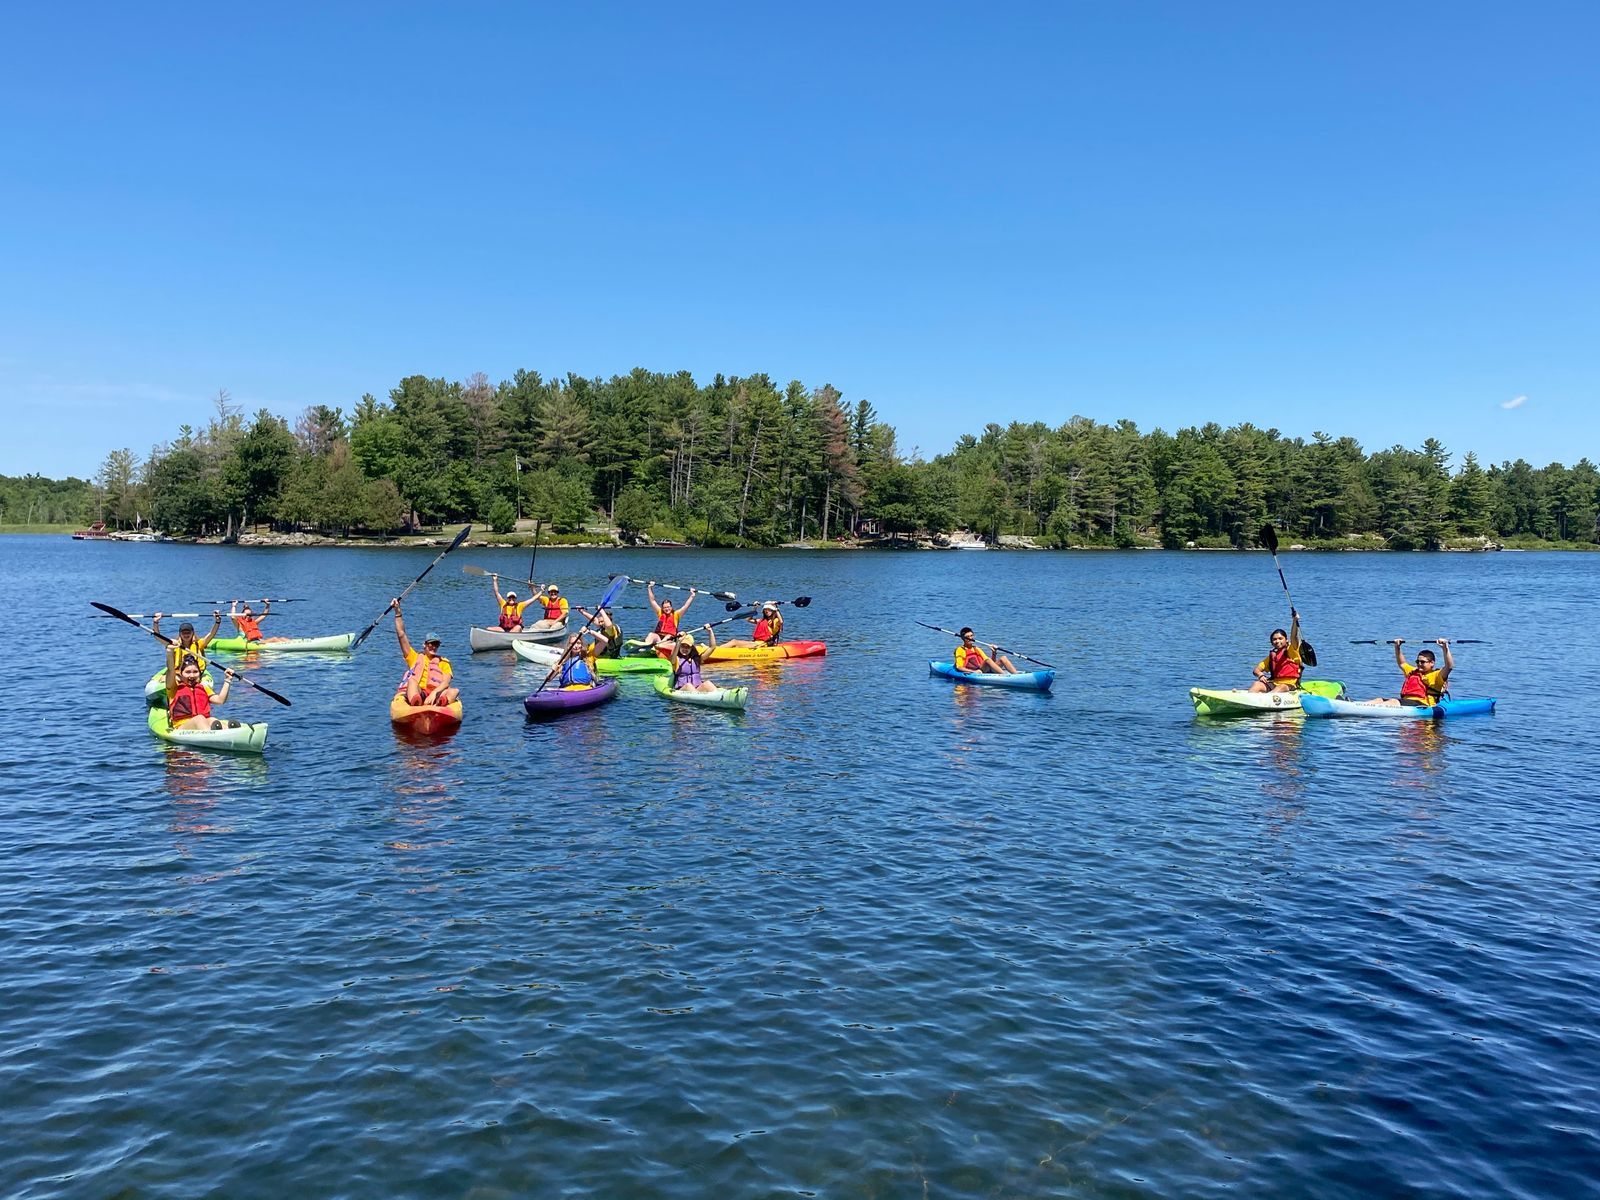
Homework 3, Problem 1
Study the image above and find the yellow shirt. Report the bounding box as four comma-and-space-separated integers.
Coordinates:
169, 640, 208, 676
1254, 644, 1302, 682
954, 645, 991, 672
500, 599, 533, 624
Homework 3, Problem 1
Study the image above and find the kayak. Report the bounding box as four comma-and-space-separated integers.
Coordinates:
1301, 695, 1497, 720
523, 678, 618, 718
652, 677, 750, 710
144, 668, 213, 707
703, 640, 827, 664
1189, 679, 1346, 716
929, 660, 1054, 692
512, 640, 670, 675
389, 694, 464, 734
209, 632, 355, 653
468, 620, 567, 652
146, 704, 268, 753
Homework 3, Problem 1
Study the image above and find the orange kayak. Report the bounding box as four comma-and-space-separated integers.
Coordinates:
703, 640, 826, 664
389, 694, 464, 734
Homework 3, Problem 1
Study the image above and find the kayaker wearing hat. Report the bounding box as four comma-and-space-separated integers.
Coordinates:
574, 605, 625, 658
491, 577, 535, 632
556, 633, 601, 688
538, 584, 569, 623
953, 627, 1016, 675
1366, 639, 1455, 706
665, 625, 722, 693
153, 610, 223, 674
163, 650, 241, 731
720, 601, 783, 650
1246, 609, 1302, 693
391, 599, 459, 707
642, 582, 697, 647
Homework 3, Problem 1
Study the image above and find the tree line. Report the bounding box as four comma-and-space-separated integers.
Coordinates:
20, 370, 1600, 549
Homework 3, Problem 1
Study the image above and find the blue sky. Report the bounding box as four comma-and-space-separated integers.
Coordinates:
3, 2, 1595, 478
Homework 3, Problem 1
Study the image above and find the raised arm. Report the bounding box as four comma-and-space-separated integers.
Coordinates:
1289, 607, 1301, 649
647, 582, 661, 615
702, 622, 718, 650
1391, 639, 1406, 669
491, 575, 506, 605
165, 642, 179, 693
199, 610, 222, 648
392, 599, 415, 658
1437, 639, 1455, 685
212, 666, 234, 706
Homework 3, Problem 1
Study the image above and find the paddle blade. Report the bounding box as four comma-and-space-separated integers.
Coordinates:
1259, 524, 1279, 554
711, 591, 736, 601
791, 596, 812, 607
1300, 640, 1318, 668
599, 574, 628, 611
462, 565, 488, 577
725, 600, 742, 612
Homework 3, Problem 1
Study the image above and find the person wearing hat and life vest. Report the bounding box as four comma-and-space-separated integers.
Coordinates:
1367, 639, 1455, 706
491, 577, 535, 632
537, 584, 569, 623
952, 627, 1017, 675
1246, 608, 1303, 693
574, 605, 624, 658
665, 624, 722, 693
227, 598, 275, 642
642, 582, 697, 647
162, 648, 241, 731
153, 610, 223, 674
721, 601, 784, 650
391, 599, 458, 707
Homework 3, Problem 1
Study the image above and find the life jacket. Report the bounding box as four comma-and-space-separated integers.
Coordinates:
560, 656, 595, 687
1400, 666, 1442, 704
1264, 646, 1301, 683
954, 644, 990, 672
167, 683, 212, 725
543, 595, 568, 622
596, 625, 623, 658
235, 614, 263, 641
655, 609, 680, 637
674, 653, 702, 689
498, 599, 524, 631
753, 615, 780, 643
398, 650, 452, 694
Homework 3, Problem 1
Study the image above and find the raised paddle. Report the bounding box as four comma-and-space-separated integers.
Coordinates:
196, 598, 308, 604
528, 519, 542, 591
914, 621, 1057, 670
462, 564, 542, 590
613, 575, 738, 602
351, 525, 473, 650
723, 596, 812, 613
1258, 524, 1318, 667
90, 611, 201, 619
1350, 638, 1490, 645
90, 602, 292, 706
535, 574, 629, 695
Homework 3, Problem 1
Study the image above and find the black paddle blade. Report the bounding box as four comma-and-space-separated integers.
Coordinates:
1259, 524, 1279, 554
1300, 640, 1318, 667
792, 597, 812, 607
712, 591, 736, 601
725, 601, 742, 612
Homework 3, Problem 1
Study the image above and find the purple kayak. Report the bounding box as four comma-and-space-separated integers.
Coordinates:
523, 678, 618, 718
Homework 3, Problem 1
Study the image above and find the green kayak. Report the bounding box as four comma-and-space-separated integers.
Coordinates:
652, 677, 749, 710
1189, 678, 1345, 716
512, 640, 670, 675
209, 632, 354, 653
146, 704, 268, 752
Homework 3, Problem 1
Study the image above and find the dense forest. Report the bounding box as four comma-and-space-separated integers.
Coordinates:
12, 369, 1599, 548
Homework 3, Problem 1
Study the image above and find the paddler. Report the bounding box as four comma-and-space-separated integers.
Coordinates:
953, 627, 1017, 675
391, 599, 459, 707
153, 610, 222, 674
491, 577, 535, 632
720, 601, 783, 650
642, 582, 697, 647
665, 624, 722, 693
228, 598, 272, 641
574, 605, 624, 658
163, 649, 241, 731
556, 634, 600, 687
1368, 639, 1455, 706
1246, 609, 1303, 693
538, 583, 570, 623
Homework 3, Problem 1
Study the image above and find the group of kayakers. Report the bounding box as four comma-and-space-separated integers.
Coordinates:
1240, 608, 1456, 706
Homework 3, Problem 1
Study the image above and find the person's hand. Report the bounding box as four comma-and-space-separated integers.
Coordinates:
702, 623, 711, 631
1435, 638, 1449, 647
1291, 606, 1299, 620
154, 612, 164, 621
223, 667, 235, 680
647, 580, 656, 587
261, 598, 269, 606
1390, 638, 1404, 645
688, 587, 698, 595
212, 610, 222, 620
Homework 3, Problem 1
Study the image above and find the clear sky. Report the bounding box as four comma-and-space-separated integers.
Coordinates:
3, 2, 1595, 478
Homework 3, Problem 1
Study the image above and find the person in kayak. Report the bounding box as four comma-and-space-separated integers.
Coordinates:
227, 598, 273, 641
153, 611, 223, 674
492, 578, 535, 632
666, 625, 722, 693
1367, 639, 1455, 706
1246, 609, 1303, 693
720, 602, 784, 650
538, 584, 570, 623
392, 600, 459, 707
163, 649, 241, 731
953, 627, 1017, 675
574, 606, 624, 658
556, 634, 600, 687
642, 582, 697, 647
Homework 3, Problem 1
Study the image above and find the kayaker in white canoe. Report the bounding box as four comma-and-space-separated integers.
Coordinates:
643, 582, 698, 647
720, 602, 784, 650
163, 649, 242, 731
491, 577, 537, 632
536, 583, 570, 623
153, 610, 222, 673
392, 600, 459, 707
666, 626, 723, 693
1365, 639, 1455, 706
1247, 609, 1303, 693
953, 627, 1017, 675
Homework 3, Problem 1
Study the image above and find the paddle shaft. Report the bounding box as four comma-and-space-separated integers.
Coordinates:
1350, 639, 1489, 645
913, 621, 1056, 670
619, 576, 737, 602
351, 525, 472, 650
88, 602, 292, 706
92, 612, 200, 619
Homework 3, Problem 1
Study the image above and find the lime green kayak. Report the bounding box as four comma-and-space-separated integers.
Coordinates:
209, 632, 354, 653
512, 640, 669, 675
1189, 679, 1345, 716
652, 677, 749, 710
146, 704, 268, 752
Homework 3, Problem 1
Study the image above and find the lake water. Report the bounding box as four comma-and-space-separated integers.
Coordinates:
3, 536, 1597, 1198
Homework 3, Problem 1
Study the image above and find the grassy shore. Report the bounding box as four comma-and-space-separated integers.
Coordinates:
0, 523, 77, 534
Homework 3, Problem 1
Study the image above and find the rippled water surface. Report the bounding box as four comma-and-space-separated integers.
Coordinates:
3, 537, 1597, 1198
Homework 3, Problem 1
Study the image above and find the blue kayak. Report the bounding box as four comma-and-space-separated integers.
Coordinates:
1301, 695, 1496, 719
929, 660, 1054, 692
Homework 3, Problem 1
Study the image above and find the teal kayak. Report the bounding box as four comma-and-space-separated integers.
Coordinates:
209, 632, 354, 653
1301, 695, 1497, 719
146, 704, 268, 752
144, 668, 213, 707
929, 660, 1054, 692
652, 677, 749, 710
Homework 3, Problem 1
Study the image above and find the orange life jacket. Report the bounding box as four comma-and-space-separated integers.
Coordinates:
1265, 647, 1301, 682
235, 614, 262, 640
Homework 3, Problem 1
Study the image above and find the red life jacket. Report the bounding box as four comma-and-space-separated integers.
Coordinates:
498, 601, 522, 631
655, 609, 679, 637
1400, 669, 1433, 702
1266, 647, 1302, 681
753, 617, 775, 642
543, 598, 565, 621
235, 614, 262, 640
168, 683, 212, 724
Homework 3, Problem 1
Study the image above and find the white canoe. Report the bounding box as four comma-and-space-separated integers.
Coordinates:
467, 619, 568, 652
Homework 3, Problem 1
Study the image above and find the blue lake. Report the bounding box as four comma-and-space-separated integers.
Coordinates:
3, 536, 1597, 1198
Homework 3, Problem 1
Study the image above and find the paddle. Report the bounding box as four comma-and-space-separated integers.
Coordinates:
91, 611, 200, 619
462, 564, 542, 590
723, 596, 812, 613
914, 621, 1057, 670
613, 575, 738, 602
528, 519, 542, 590
535, 575, 628, 695
1350, 638, 1490, 645
196, 598, 307, 604
90, 602, 292, 706
351, 525, 473, 650
1258, 524, 1317, 667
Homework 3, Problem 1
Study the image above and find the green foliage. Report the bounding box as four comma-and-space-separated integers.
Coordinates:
486, 498, 518, 535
